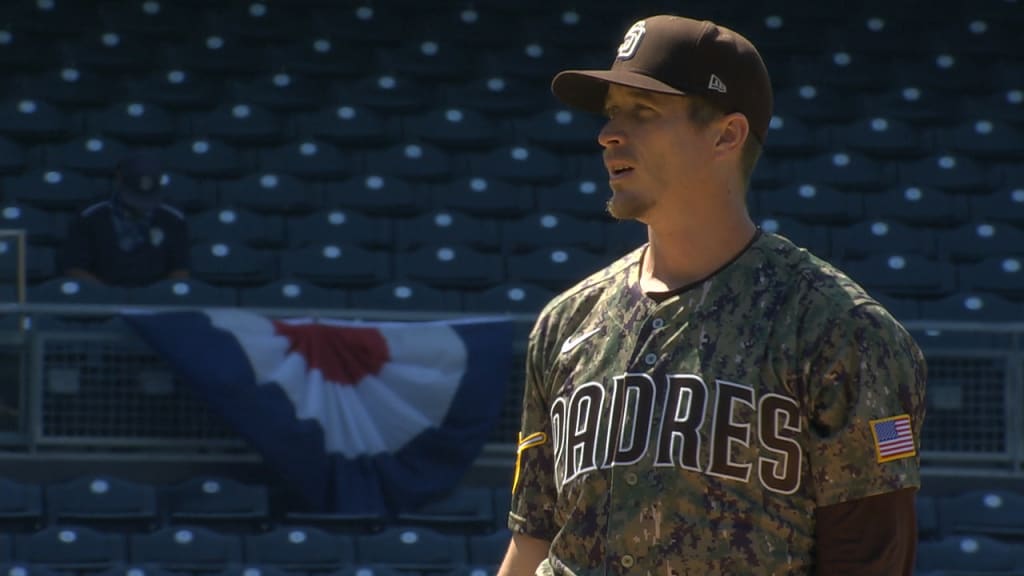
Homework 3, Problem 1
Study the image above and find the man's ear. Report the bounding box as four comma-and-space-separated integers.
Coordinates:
714, 112, 750, 157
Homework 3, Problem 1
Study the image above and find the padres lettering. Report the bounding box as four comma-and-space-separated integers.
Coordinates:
550, 374, 802, 494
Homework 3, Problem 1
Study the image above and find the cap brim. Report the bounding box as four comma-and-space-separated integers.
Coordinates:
551, 70, 688, 115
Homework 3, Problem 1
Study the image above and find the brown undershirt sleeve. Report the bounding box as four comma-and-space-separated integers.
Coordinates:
814, 487, 919, 576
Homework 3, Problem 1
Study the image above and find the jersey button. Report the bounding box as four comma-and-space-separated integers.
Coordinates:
644, 353, 657, 365
624, 472, 638, 485
620, 555, 635, 568
652, 318, 665, 329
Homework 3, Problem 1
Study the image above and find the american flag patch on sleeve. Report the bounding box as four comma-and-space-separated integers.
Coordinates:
870, 414, 916, 463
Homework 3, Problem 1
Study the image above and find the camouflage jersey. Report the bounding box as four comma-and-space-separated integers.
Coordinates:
508, 230, 927, 576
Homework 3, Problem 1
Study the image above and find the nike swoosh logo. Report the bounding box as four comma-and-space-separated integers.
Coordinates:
560, 328, 601, 354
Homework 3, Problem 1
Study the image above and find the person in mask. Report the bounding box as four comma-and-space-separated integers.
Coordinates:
60, 153, 190, 286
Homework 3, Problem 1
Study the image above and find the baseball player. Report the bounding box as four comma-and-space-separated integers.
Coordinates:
499, 15, 927, 576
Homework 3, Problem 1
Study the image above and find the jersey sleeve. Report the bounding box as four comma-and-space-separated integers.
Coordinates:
507, 315, 561, 541
803, 302, 927, 508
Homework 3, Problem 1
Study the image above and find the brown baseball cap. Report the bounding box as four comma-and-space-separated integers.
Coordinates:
551, 15, 773, 144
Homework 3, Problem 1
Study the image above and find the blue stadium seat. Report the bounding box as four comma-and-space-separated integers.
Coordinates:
238, 279, 341, 310
164, 138, 243, 179
785, 51, 889, 92
164, 476, 269, 531
278, 244, 391, 289
786, 152, 891, 193
95, 563, 180, 576
484, 40, 567, 83
0, 204, 58, 246
14, 526, 126, 569
843, 253, 957, 298
338, 74, 427, 113
762, 116, 821, 157
938, 490, 1024, 540
405, 108, 500, 151
431, 177, 534, 218
959, 256, 1024, 299
502, 213, 605, 254
98, 0, 194, 42
12, 66, 112, 109
160, 33, 266, 76
387, 39, 474, 81
307, 4, 404, 47
861, 86, 959, 125
123, 68, 220, 111
27, 278, 132, 306
0, 137, 27, 176
507, 247, 609, 292
45, 475, 158, 531
130, 278, 237, 307
916, 493, 940, 541
220, 173, 321, 216
214, 565, 295, 576
286, 209, 393, 250
6, 169, 105, 212
919, 293, 1023, 322
189, 242, 277, 286
832, 220, 934, 260
414, 5, 520, 50
60, 30, 155, 74
396, 211, 501, 252
190, 103, 285, 147
463, 282, 555, 314
0, 99, 70, 143
210, 1, 305, 44
888, 53, 990, 92
191, 209, 285, 249
161, 172, 218, 214
49, 136, 130, 177
937, 222, 1024, 262
773, 84, 858, 124
266, 37, 372, 80
0, 564, 64, 576
916, 535, 1024, 574
756, 217, 832, 260
965, 89, 1024, 126
516, 108, 603, 154
867, 186, 969, 227
349, 281, 462, 312
244, 527, 354, 570
971, 186, 1024, 226
223, 72, 320, 113
536, 178, 608, 220
365, 143, 453, 183
325, 175, 427, 217
0, 27, 60, 73
467, 529, 512, 568
755, 183, 862, 225
91, 101, 176, 145
129, 526, 243, 571
4, 0, 99, 37
395, 245, 505, 290
470, 145, 563, 186
443, 75, 542, 116
0, 477, 43, 532
355, 526, 468, 572
294, 105, 397, 149
898, 154, 992, 193
0, 242, 55, 285
828, 116, 929, 159
259, 139, 352, 180
396, 487, 496, 534
935, 119, 1024, 162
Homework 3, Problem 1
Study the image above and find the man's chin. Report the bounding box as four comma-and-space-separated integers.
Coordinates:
606, 195, 650, 222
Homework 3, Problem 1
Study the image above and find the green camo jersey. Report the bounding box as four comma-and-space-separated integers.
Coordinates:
508, 230, 927, 576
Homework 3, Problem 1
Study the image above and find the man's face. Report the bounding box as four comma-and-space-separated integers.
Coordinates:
598, 84, 718, 222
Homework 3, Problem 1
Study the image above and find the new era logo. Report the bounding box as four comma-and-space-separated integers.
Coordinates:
708, 74, 727, 93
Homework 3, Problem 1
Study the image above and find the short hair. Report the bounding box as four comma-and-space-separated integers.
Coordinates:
686, 95, 763, 191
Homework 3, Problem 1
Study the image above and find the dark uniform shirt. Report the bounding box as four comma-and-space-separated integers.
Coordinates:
60, 200, 190, 287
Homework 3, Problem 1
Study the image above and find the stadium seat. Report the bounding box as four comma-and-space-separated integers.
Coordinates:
214, 565, 295, 576
95, 563, 182, 576
45, 475, 158, 531
463, 282, 556, 314
160, 33, 266, 76
0, 98, 69, 144
396, 211, 501, 252
405, 108, 500, 151
355, 526, 468, 572
294, 105, 397, 149
243, 526, 355, 570
278, 244, 391, 289
5, 169, 106, 212
162, 172, 218, 214
970, 186, 1024, 226
935, 119, 1024, 162
0, 242, 55, 285
129, 278, 237, 307
827, 116, 929, 159
773, 84, 858, 124
861, 85, 959, 125
936, 222, 1024, 262
0, 204, 58, 246
129, 526, 243, 571
832, 220, 935, 260
866, 186, 969, 227
49, 136, 130, 178
938, 490, 1024, 540
467, 529, 512, 567
189, 103, 285, 147
325, 175, 427, 217
507, 247, 609, 293
4, 0, 99, 37
0, 477, 43, 532
27, 278, 132, 306
916, 535, 1024, 574
958, 256, 1024, 299
396, 487, 496, 534
285, 209, 393, 250
364, 143, 453, 182
386, 39, 474, 81
0, 27, 60, 73
898, 154, 992, 193
0, 563, 65, 576
843, 253, 957, 298
190, 209, 285, 249
916, 494, 940, 541
266, 37, 372, 80
469, 145, 564, 186
349, 281, 462, 313
888, 53, 990, 93
431, 177, 535, 218
762, 116, 821, 157
59, 30, 155, 74
336, 74, 427, 113
502, 213, 605, 254
785, 51, 889, 92
536, 177, 608, 219
223, 73, 321, 113
12, 66, 112, 109
259, 139, 352, 180
163, 138, 244, 179
14, 526, 126, 569
395, 245, 505, 290
164, 476, 269, 531
443, 75, 543, 116
91, 101, 176, 145
413, 6, 520, 50
238, 279, 341, 310
483, 40, 567, 83
0, 137, 27, 176
516, 108, 603, 154
786, 152, 891, 193
756, 182, 862, 225
189, 242, 277, 286
919, 292, 1023, 322
123, 68, 220, 111
965, 89, 1024, 126
220, 173, 321, 216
